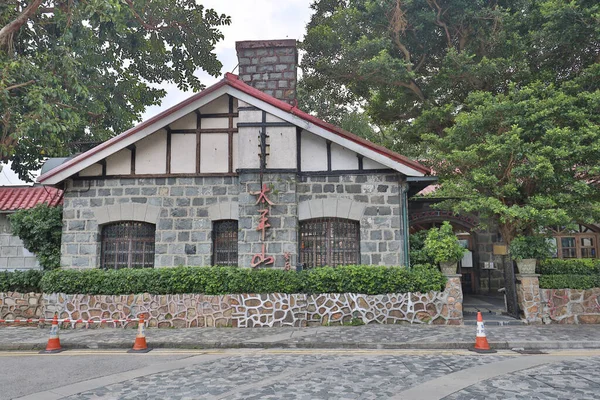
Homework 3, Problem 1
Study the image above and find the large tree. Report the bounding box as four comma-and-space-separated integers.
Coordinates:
302, 0, 600, 241
1, 0, 230, 180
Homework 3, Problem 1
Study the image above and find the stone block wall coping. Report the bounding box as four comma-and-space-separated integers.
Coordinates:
207, 201, 239, 221
298, 198, 366, 221
443, 274, 462, 278
516, 274, 541, 279
94, 203, 161, 225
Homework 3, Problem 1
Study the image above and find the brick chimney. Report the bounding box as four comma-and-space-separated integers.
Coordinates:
235, 39, 298, 105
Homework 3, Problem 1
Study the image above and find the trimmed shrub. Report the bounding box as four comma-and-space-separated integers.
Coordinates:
0, 270, 44, 293
539, 259, 600, 275
539, 274, 600, 290
39, 265, 447, 295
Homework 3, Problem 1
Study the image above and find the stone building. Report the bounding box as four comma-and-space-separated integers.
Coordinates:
0, 186, 63, 270
38, 39, 433, 270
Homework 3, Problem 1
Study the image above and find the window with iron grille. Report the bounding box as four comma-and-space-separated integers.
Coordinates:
213, 220, 238, 266
101, 222, 155, 269
300, 218, 360, 267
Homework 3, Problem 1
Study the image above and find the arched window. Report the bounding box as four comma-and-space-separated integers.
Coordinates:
213, 220, 238, 266
101, 222, 155, 269
300, 218, 360, 267
549, 225, 599, 259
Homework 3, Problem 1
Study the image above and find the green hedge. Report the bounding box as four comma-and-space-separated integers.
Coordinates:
539, 274, 600, 290
539, 259, 600, 275
0, 270, 44, 293
37, 265, 446, 295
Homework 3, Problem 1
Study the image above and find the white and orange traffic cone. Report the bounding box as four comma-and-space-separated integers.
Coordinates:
470, 311, 497, 353
40, 314, 64, 354
128, 314, 151, 353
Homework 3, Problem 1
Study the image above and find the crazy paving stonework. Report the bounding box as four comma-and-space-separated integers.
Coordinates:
3, 278, 463, 327
540, 287, 600, 324
43, 293, 233, 328
231, 294, 307, 327
0, 292, 43, 321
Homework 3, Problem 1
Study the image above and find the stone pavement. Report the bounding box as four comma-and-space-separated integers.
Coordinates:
11, 350, 599, 400
1, 323, 599, 351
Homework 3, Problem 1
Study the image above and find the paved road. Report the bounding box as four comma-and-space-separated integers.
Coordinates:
3, 349, 600, 400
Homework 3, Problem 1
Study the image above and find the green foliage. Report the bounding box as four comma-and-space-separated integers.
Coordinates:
343, 317, 365, 326
423, 222, 465, 264
302, 0, 600, 244
9, 204, 62, 269
409, 229, 436, 265
0, 270, 44, 292
539, 259, 600, 275
539, 275, 600, 290
39, 265, 447, 295
509, 235, 555, 260
0, 1, 230, 179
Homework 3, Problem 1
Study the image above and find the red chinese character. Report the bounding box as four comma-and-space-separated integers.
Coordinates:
251, 183, 274, 206
251, 244, 274, 268
256, 208, 270, 240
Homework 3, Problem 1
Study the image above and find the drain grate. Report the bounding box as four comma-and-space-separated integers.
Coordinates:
512, 349, 547, 355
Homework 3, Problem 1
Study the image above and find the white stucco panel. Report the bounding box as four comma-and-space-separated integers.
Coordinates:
265, 113, 285, 123
169, 112, 196, 130
106, 149, 131, 175
200, 133, 229, 173
232, 133, 239, 171
238, 110, 262, 123
201, 117, 229, 130
170, 134, 197, 173
237, 126, 260, 169
331, 143, 358, 170
79, 163, 102, 177
301, 130, 327, 171
267, 126, 296, 169
136, 129, 167, 174
199, 94, 229, 114
363, 158, 387, 170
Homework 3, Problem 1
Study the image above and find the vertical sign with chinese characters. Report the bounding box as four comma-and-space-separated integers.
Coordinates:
250, 183, 274, 268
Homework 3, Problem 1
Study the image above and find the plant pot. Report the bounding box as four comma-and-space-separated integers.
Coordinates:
515, 258, 536, 274
440, 261, 458, 275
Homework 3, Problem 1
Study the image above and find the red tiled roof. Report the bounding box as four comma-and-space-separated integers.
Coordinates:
0, 187, 64, 212
38, 73, 430, 183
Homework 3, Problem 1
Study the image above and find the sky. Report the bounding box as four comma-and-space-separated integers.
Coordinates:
0, 0, 314, 186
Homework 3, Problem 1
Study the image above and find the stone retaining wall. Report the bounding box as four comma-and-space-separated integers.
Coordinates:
0, 292, 44, 320
540, 288, 600, 324
1, 278, 463, 327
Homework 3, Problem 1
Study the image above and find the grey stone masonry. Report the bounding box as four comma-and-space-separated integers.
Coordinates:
237, 172, 297, 269
61, 177, 239, 268
297, 173, 405, 266
0, 214, 40, 270
235, 39, 298, 104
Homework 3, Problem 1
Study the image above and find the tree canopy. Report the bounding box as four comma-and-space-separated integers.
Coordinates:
1, 0, 230, 180
302, 0, 600, 242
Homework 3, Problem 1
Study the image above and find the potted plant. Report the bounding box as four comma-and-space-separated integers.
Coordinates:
423, 221, 466, 274
509, 235, 555, 274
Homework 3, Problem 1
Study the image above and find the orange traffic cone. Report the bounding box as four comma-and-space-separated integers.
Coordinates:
128, 315, 151, 353
40, 314, 64, 354
470, 311, 497, 353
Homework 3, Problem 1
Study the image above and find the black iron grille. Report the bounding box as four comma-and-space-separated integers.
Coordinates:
101, 221, 155, 269
300, 218, 360, 267
213, 220, 238, 266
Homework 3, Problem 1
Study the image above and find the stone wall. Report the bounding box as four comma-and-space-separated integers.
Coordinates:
0, 292, 44, 320
540, 288, 600, 324
44, 293, 233, 328
61, 177, 239, 268
238, 172, 298, 269
0, 214, 40, 270
297, 173, 404, 266
1, 283, 463, 326
516, 274, 542, 324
